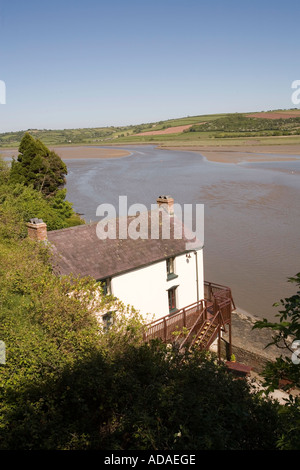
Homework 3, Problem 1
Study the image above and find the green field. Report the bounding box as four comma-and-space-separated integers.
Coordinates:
1, 109, 300, 149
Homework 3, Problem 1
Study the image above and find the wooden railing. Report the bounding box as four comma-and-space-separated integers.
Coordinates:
144, 299, 208, 344
144, 281, 235, 354
204, 281, 235, 325
178, 307, 211, 351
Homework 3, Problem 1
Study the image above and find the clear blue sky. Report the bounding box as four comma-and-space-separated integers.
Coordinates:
0, 0, 299, 132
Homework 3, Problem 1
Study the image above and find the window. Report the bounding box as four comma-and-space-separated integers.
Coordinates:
101, 278, 111, 296
102, 311, 114, 330
168, 286, 178, 313
166, 257, 178, 281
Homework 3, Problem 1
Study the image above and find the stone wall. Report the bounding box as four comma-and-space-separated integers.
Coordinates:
219, 309, 290, 374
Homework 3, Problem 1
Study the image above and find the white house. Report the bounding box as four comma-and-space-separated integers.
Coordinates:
27, 196, 204, 321
109, 248, 204, 321
27, 195, 234, 359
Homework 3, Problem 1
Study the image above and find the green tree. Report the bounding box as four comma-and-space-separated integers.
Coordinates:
0, 149, 84, 234
49, 188, 85, 227
253, 273, 300, 390
253, 273, 300, 450
0, 182, 83, 234
0, 223, 145, 449
10, 133, 67, 196
0, 157, 10, 183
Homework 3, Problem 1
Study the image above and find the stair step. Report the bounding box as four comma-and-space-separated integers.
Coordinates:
195, 322, 218, 347
177, 313, 221, 352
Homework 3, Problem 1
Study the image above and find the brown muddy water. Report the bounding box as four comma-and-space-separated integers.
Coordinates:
31, 145, 300, 320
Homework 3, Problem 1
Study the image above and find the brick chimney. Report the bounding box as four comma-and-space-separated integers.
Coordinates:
157, 195, 174, 215
27, 218, 47, 241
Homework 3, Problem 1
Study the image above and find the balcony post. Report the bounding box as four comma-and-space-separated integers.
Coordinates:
218, 321, 221, 362
228, 317, 232, 358
164, 317, 167, 342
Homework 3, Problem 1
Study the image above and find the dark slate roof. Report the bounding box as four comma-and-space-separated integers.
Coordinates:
47, 209, 202, 280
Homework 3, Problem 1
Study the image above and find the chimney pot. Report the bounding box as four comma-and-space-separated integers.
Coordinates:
157, 195, 174, 214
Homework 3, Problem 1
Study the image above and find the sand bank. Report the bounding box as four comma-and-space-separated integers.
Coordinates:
51, 146, 131, 159
160, 144, 300, 163
2, 143, 300, 164
0, 146, 131, 160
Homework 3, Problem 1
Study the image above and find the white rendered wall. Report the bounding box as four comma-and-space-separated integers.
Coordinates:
175, 250, 204, 309
110, 248, 204, 321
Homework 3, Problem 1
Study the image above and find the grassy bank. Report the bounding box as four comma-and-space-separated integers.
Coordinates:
1, 109, 300, 150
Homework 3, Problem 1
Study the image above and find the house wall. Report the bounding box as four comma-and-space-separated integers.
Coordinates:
110, 248, 204, 321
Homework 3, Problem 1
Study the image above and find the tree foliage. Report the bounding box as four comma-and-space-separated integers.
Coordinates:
9, 133, 67, 196
0, 231, 145, 450
0, 143, 84, 232
253, 273, 300, 450
0, 183, 83, 234
188, 114, 300, 134
253, 273, 300, 390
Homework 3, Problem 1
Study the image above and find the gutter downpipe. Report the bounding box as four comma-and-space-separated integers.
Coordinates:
194, 250, 199, 304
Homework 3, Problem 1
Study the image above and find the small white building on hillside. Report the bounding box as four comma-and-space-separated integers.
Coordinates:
27, 196, 204, 321
27, 195, 235, 359
109, 247, 203, 321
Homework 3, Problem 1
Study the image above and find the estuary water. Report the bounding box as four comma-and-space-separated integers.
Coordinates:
64, 145, 300, 321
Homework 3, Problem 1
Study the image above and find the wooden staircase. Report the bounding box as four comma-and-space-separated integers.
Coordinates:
143, 281, 235, 359
190, 320, 219, 350
178, 308, 221, 352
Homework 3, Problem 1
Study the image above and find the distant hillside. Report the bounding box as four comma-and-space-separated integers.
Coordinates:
0, 127, 118, 148
1, 109, 300, 149
186, 113, 300, 137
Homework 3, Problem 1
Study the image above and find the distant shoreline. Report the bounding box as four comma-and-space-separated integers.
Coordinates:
1, 143, 300, 164
159, 144, 300, 163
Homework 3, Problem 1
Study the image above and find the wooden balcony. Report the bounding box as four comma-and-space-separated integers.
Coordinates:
143, 281, 235, 360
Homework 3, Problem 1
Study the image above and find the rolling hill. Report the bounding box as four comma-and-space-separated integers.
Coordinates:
1, 109, 300, 149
